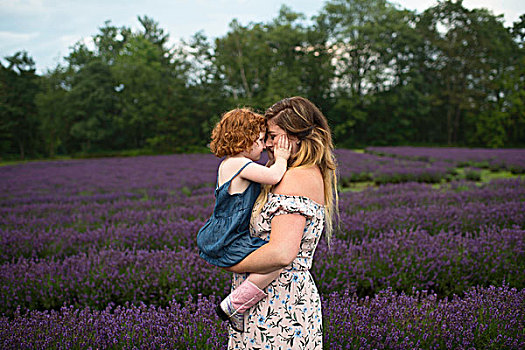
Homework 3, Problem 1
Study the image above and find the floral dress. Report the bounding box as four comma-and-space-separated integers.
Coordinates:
228, 193, 325, 350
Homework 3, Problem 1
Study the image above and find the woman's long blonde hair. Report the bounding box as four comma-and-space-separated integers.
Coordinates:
252, 96, 339, 243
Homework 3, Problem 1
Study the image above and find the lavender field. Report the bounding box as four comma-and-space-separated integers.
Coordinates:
366, 146, 525, 174
1, 149, 524, 349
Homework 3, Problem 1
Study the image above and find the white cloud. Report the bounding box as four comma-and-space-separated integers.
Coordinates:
52, 35, 95, 59
59, 34, 82, 47
0, 0, 45, 15
0, 31, 39, 42
463, 0, 523, 24
393, 0, 524, 25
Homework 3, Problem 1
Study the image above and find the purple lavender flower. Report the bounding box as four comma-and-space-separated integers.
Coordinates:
1, 152, 523, 348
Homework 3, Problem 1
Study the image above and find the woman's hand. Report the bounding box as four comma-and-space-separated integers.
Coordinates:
273, 135, 291, 161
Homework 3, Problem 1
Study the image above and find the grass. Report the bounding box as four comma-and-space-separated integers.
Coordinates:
0, 155, 73, 167
340, 181, 375, 192
479, 169, 516, 182
0, 147, 209, 167
342, 168, 522, 192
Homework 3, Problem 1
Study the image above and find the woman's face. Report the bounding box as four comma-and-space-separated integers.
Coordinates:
266, 119, 299, 155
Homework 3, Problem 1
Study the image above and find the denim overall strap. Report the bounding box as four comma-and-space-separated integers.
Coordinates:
216, 161, 253, 190
227, 161, 253, 183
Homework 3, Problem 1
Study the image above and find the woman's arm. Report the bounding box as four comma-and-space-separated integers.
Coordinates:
225, 167, 322, 274
225, 213, 305, 274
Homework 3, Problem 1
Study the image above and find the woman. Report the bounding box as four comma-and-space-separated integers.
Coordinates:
225, 96, 338, 349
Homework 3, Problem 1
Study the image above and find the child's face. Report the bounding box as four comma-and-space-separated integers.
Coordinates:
244, 132, 266, 161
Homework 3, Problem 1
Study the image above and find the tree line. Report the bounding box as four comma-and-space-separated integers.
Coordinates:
1, 0, 524, 160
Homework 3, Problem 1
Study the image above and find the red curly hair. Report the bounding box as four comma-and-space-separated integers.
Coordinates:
210, 108, 266, 158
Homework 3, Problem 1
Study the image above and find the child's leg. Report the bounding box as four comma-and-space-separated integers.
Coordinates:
245, 269, 281, 290
217, 269, 282, 332
225, 269, 282, 314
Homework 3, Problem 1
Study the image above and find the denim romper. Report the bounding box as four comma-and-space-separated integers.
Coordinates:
197, 161, 267, 267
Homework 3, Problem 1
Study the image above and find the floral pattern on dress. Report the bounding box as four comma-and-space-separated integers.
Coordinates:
228, 193, 325, 350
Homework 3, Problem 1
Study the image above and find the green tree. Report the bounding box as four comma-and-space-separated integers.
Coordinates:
0, 51, 41, 159
66, 58, 118, 152
262, 7, 306, 107
59, 17, 195, 153
63, 21, 126, 152
127, 17, 197, 151
418, 0, 516, 146
214, 6, 334, 111
112, 35, 168, 149
320, 0, 419, 147
302, 14, 336, 112
214, 19, 272, 106
504, 14, 525, 146
181, 32, 229, 147
264, 6, 334, 109
321, 0, 403, 98
35, 66, 70, 156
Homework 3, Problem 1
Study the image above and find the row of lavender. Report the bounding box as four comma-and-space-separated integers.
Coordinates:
1, 159, 524, 303
335, 149, 458, 184
1, 285, 522, 349
1, 152, 524, 348
367, 146, 525, 174
2, 224, 522, 314
2, 179, 523, 262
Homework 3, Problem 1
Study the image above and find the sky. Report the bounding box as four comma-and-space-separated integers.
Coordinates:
1, 0, 523, 74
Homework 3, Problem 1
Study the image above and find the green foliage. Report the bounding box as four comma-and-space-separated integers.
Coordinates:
67, 59, 118, 152
113, 35, 171, 149
0, 51, 41, 159
330, 97, 367, 148
214, 5, 334, 110
1, 2, 524, 160
321, 0, 409, 97
35, 66, 70, 156
464, 169, 482, 181
418, 0, 518, 146
372, 171, 444, 185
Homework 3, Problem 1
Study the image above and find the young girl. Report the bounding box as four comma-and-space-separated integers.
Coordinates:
196, 108, 291, 332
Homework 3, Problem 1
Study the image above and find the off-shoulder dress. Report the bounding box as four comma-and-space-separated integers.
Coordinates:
228, 192, 325, 350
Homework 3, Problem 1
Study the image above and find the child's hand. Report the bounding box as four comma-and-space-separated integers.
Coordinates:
273, 135, 291, 161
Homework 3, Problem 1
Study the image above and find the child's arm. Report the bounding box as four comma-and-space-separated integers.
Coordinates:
241, 135, 291, 185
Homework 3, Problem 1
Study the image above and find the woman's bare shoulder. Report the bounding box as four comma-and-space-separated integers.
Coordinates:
273, 166, 324, 204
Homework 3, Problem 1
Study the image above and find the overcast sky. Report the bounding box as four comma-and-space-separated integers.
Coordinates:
1, 0, 523, 74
